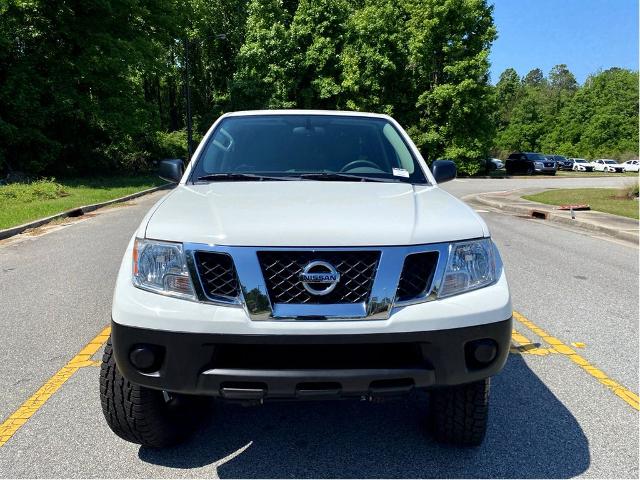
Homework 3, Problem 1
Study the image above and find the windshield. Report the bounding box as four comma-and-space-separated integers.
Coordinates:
575, 159, 588, 163
528, 153, 547, 161
604, 160, 618, 164
190, 115, 428, 184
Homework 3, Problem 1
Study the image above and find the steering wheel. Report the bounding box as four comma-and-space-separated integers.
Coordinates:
339, 160, 382, 172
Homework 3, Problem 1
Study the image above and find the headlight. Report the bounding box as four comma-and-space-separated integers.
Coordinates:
132, 238, 195, 299
439, 238, 497, 297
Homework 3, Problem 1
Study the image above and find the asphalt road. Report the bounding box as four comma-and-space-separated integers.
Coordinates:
0, 177, 638, 478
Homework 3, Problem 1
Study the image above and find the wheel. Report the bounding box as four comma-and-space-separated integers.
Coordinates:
429, 378, 490, 447
526, 165, 534, 175
99, 337, 207, 447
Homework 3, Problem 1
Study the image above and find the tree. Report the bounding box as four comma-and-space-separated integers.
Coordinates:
404, 0, 497, 174
290, 0, 355, 108
0, 0, 183, 175
496, 87, 548, 152
231, 0, 295, 109
522, 68, 545, 87
551, 68, 638, 158
339, 0, 411, 115
548, 64, 577, 92
494, 68, 521, 128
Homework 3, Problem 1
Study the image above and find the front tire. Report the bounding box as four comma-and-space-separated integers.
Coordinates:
99, 338, 206, 447
429, 378, 490, 447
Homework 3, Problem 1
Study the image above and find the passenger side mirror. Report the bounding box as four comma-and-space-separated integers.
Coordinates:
159, 159, 184, 183
430, 159, 457, 183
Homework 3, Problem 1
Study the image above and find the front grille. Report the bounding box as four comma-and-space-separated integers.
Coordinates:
257, 251, 380, 304
395, 252, 439, 301
194, 252, 239, 299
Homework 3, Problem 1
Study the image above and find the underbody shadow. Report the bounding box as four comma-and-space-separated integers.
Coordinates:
139, 354, 590, 478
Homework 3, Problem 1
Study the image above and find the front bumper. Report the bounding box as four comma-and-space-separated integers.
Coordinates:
111, 317, 512, 400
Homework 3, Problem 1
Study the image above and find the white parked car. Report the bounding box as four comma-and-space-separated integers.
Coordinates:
622, 160, 639, 173
487, 158, 504, 170
592, 159, 625, 173
101, 110, 512, 449
571, 158, 594, 172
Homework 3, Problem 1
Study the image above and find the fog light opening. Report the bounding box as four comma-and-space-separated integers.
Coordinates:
129, 344, 163, 373
465, 339, 498, 369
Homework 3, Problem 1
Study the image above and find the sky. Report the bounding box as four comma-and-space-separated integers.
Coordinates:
490, 0, 639, 84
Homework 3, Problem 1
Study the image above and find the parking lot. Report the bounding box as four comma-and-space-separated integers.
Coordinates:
0, 176, 638, 478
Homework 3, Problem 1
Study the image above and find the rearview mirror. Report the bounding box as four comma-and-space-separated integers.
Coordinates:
159, 159, 184, 183
430, 159, 456, 183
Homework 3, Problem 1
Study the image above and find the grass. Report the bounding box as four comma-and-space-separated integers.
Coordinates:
523, 186, 639, 220
554, 170, 638, 178
0, 175, 165, 229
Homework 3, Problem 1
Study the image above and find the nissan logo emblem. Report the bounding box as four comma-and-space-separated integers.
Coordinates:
298, 260, 340, 296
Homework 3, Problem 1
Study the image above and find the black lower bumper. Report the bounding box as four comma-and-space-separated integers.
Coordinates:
111, 318, 512, 400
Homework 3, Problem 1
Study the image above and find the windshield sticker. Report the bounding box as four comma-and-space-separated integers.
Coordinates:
392, 168, 409, 178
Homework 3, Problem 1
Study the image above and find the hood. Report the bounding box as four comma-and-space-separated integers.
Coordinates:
144, 182, 488, 246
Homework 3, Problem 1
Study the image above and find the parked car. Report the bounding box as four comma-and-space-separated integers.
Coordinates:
592, 159, 625, 173
622, 160, 639, 172
100, 110, 512, 449
506, 152, 556, 175
571, 158, 594, 172
486, 158, 504, 170
548, 155, 571, 170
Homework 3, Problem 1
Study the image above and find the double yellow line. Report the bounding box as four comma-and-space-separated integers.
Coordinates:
512, 311, 639, 411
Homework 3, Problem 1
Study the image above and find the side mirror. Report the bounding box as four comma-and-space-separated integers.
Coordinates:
159, 159, 184, 183
430, 159, 457, 183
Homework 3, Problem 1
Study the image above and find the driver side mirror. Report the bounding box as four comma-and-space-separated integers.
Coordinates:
159, 159, 184, 183
430, 159, 457, 183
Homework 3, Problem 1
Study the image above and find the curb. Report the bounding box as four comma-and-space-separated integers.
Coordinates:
0, 183, 173, 241
471, 194, 639, 244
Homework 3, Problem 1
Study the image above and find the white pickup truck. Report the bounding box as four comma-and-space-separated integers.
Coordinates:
100, 110, 512, 448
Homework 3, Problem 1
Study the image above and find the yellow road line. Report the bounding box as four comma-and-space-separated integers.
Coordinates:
511, 328, 555, 355
0, 326, 111, 447
513, 311, 639, 411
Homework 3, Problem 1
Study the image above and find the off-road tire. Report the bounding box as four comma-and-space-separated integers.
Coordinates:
429, 378, 490, 447
99, 337, 206, 448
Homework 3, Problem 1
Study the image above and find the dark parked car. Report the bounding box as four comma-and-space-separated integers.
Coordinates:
506, 152, 556, 175
547, 155, 571, 170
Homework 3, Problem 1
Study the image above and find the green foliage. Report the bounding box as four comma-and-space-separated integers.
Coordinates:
494, 66, 638, 160
147, 130, 189, 162
403, 0, 497, 175
339, 0, 411, 115
0, 179, 68, 202
232, 0, 296, 109
7, 0, 635, 179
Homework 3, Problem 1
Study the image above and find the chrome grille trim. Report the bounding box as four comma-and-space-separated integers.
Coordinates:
257, 251, 380, 304
183, 242, 453, 321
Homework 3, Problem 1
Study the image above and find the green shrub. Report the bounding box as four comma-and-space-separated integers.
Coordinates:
622, 182, 639, 199
0, 178, 68, 202
150, 130, 188, 160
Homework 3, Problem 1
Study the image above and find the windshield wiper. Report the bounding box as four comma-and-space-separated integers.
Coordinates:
196, 173, 296, 182
298, 172, 402, 183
